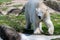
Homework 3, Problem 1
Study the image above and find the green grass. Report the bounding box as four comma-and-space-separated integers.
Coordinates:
0, 0, 11, 5
2, 7, 8, 11
0, 15, 26, 32
0, 13, 60, 35
0, 0, 11, 2
13, 4, 23, 7
42, 13, 60, 35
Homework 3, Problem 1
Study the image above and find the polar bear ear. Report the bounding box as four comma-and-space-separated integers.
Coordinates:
44, 0, 60, 12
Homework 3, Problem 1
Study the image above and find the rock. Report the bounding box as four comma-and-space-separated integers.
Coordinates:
0, 11, 3, 15
0, 25, 21, 40
7, 7, 21, 16
19, 33, 60, 40
0, 37, 3, 40
44, 0, 60, 12
19, 33, 29, 40
51, 38, 60, 40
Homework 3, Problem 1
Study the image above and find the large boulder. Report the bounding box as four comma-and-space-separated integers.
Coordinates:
0, 25, 21, 40
44, 0, 60, 12
0, 11, 3, 15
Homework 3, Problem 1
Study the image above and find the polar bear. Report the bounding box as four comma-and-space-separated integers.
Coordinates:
23, 0, 54, 35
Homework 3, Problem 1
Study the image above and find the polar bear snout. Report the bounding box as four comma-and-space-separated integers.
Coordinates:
38, 16, 41, 19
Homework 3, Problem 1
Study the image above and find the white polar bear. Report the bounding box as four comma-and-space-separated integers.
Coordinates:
25, 0, 54, 35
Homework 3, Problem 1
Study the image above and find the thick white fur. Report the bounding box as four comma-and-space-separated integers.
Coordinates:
25, 0, 54, 34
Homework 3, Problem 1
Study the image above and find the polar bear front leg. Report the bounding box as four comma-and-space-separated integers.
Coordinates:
33, 20, 41, 34
34, 27, 41, 34
44, 19, 54, 35
39, 22, 44, 33
25, 15, 31, 29
43, 13, 54, 35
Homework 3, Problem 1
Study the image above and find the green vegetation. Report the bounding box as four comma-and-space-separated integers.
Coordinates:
0, 0, 60, 35
0, 2, 3, 5
0, 0, 11, 5
42, 13, 60, 35
0, 0, 11, 2
0, 13, 60, 35
51, 38, 60, 40
0, 15, 26, 32
2, 7, 8, 11
51, 14, 60, 35
13, 4, 23, 7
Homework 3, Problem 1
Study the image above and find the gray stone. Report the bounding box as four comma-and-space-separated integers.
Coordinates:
0, 25, 21, 40
20, 33, 60, 40
44, 0, 60, 12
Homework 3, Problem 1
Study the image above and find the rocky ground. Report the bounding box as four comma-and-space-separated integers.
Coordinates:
20, 33, 60, 40
1, 33, 60, 40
